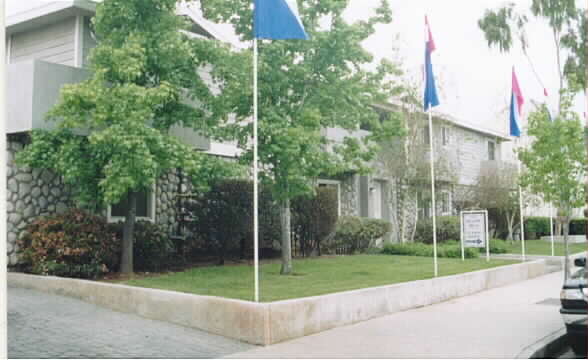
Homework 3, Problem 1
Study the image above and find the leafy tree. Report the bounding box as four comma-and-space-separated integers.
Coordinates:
17, 0, 241, 274
478, 0, 586, 271
473, 163, 521, 242
518, 89, 586, 277
478, 0, 586, 97
200, 0, 404, 274
377, 85, 458, 243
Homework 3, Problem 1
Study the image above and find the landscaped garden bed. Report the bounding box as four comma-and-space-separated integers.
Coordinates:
119, 255, 517, 302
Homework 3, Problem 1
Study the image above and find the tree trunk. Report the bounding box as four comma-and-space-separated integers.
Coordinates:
585, 129, 588, 241
120, 191, 137, 274
410, 195, 418, 242
506, 211, 515, 243
279, 198, 293, 275
563, 215, 571, 280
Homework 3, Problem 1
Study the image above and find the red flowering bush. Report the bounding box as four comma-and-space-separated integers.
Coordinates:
17, 208, 120, 279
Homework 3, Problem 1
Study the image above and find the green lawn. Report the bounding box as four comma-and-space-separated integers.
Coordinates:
122, 255, 516, 302
504, 240, 587, 256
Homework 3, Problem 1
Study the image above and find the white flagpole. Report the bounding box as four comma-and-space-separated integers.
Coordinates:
428, 106, 438, 277
516, 138, 526, 262
550, 203, 554, 256
253, 38, 260, 302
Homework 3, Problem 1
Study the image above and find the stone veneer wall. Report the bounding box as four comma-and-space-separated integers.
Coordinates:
340, 174, 359, 216
6, 136, 74, 266
155, 171, 181, 235
6, 136, 191, 266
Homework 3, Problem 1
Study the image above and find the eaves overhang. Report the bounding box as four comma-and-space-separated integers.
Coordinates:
7, 0, 97, 35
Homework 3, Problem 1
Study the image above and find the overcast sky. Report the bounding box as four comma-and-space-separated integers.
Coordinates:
8, 0, 587, 137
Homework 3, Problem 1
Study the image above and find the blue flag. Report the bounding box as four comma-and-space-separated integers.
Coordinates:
423, 17, 439, 111
509, 68, 524, 137
509, 92, 521, 137
254, 0, 309, 40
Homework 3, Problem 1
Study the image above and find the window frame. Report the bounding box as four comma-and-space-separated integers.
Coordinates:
488, 140, 496, 161
440, 190, 452, 216
317, 179, 341, 216
107, 184, 157, 223
442, 126, 450, 146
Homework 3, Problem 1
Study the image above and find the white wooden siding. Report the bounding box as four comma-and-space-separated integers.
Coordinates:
82, 16, 96, 67
10, 17, 76, 66
452, 127, 503, 186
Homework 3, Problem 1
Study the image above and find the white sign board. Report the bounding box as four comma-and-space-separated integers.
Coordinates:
461, 211, 487, 248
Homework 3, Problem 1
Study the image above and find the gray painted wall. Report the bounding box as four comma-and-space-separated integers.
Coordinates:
6, 59, 90, 134
6, 59, 210, 150
10, 17, 76, 66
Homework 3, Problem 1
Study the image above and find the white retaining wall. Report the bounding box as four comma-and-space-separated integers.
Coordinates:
8, 260, 549, 345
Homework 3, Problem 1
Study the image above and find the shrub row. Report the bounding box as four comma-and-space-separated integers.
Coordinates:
415, 215, 587, 243
329, 216, 390, 254
184, 179, 340, 263
486, 238, 509, 254
17, 209, 177, 279
380, 238, 509, 259
414, 216, 460, 244
381, 241, 479, 259
17, 180, 392, 279
524, 217, 586, 239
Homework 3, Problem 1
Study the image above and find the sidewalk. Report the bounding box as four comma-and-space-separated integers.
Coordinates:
228, 270, 567, 359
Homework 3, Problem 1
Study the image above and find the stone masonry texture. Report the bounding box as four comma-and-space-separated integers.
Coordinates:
6, 137, 74, 267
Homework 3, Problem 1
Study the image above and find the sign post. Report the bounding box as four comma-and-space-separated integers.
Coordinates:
461, 210, 490, 262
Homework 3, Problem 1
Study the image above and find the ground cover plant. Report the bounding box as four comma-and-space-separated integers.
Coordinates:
381, 241, 478, 258
121, 255, 516, 302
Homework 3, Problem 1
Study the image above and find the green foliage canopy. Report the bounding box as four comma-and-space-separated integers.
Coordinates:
18, 0, 243, 211
518, 89, 586, 215
200, 0, 405, 202
478, 0, 586, 90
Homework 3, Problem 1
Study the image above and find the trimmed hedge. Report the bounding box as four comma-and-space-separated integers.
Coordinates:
414, 216, 460, 244
524, 217, 586, 238
292, 187, 339, 256
381, 241, 479, 259
329, 216, 391, 254
486, 238, 509, 254
524, 217, 551, 239
569, 218, 587, 235
184, 179, 279, 264
185, 179, 340, 262
17, 208, 120, 279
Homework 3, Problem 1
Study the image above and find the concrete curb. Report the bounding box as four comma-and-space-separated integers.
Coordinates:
9, 259, 551, 346
516, 327, 567, 359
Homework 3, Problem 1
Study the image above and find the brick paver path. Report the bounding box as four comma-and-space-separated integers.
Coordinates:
8, 287, 255, 359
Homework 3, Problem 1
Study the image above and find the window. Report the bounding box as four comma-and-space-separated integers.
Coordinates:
360, 108, 391, 131
423, 126, 430, 145
440, 191, 451, 215
442, 127, 450, 146
108, 187, 156, 222
417, 191, 430, 219
318, 179, 341, 216
488, 141, 496, 160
